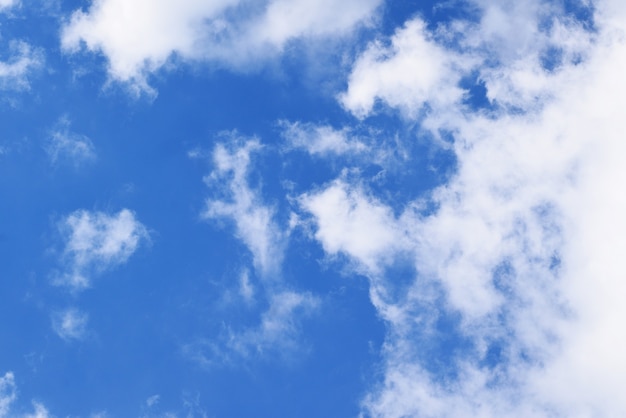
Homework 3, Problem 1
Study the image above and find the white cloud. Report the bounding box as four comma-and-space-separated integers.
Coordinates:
0, 41, 43, 91
202, 136, 284, 277
51, 308, 88, 341
60, 0, 382, 91
280, 121, 368, 157
0, 0, 17, 12
46, 118, 96, 166
197, 136, 323, 365
186, 290, 319, 365
238, 269, 255, 303
339, 18, 468, 119
0, 372, 52, 418
0, 372, 16, 418
296, 1, 626, 417
22, 403, 51, 418
300, 180, 406, 273
56, 209, 149, 290
226, 290, 319, 357
340, 1, 593, 122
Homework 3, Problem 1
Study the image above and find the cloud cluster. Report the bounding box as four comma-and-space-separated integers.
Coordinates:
294, 0, 626, 416
60, 0, 382, 91
198, 135, 319, 364
56, 209, 149, 290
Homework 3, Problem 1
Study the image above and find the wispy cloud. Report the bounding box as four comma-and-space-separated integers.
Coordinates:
0, 41, 43, 91
55, 209, 149, 291
0, 372, 16, 418
185, 290, 319, 366
202, 135, 284, 278
51, 308, 89, 341
280, 121, 368, 157
195, 136, 321, 365
46, 118, 96, 166
0, 372, 52, 418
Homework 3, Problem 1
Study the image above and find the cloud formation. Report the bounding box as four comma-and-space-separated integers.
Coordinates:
56, 209, 149, 290
60, 0, 382, 91
46, 119, 96, 166
297, 0, 626, 416
51, 308, 89, 341
0, 41, 43, 91
202, 136, 284, 277
281, 121, 368, 157
0, 372, 51, 418
0, 0, 17, 12
0, 372, 16, 418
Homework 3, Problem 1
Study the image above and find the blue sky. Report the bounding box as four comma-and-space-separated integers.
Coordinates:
2, 0, 626, 417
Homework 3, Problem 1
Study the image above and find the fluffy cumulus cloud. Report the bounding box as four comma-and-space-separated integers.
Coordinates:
297, 0, 626, 416
60, 0, 382, 90
55, 209, 149, 290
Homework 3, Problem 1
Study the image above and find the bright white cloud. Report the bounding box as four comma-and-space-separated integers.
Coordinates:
56, 209, 149, 290
60, 0, 382, 91
46, 119, 96, 166
297, 1, 626, 417
0, 41, 43, 91
51, 308, 89, 341
202, 136, 284, 277
300, 180, 406, 273
341, 1, 593, 122
340, 18, 468, 119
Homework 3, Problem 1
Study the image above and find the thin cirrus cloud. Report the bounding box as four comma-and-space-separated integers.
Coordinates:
45, 119, 96, 166
196, 135, 320, 364
185, 290, 319, 366
55, 209, 149, 291
297, 0, 626, 417
280, 121, 368, 157
60, 0, 382, 92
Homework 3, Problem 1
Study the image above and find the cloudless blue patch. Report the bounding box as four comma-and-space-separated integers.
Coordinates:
460, 73, 495, 111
